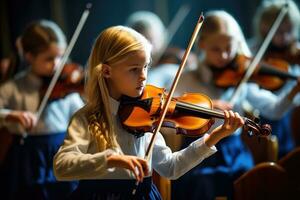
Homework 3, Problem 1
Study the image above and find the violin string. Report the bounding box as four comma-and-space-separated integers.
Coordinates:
176, 101, 264, 135
176, 100, 224, 118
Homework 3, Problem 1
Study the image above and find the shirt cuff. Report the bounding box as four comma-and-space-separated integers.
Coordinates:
191, 133, 217, 157
92, 149, 118, 173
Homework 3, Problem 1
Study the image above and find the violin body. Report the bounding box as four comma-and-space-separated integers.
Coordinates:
265, 45, 300, 66
119, 85, 215, 136
118, 85, 271, 137
213, 55, 296, 91
40, 63, 84, 100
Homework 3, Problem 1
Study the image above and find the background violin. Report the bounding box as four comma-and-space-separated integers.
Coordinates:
40, 62, 85, 100
118, 85, 271, 137
213, 54, 298, 91
265, 44, 300, 66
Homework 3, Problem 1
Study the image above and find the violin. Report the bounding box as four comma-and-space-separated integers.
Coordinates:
40, 62, 84, 100
118, 85, 271, 137
213, 54, 298, 91
265, 45, 300, 66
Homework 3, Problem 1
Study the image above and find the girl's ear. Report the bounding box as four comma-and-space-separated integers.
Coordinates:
102, 64, 112, 78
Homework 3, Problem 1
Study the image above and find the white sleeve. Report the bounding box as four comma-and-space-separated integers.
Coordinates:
152, 133, 217, 180
246, 84, 294, 120
64, 93, 85, 118
53, 110, 116, 181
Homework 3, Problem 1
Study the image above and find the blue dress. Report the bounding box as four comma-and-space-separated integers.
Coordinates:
0, 71, 84, 199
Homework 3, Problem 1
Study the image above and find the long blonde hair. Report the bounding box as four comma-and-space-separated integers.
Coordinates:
198, 10, 251, 57
86, 26, 151, 152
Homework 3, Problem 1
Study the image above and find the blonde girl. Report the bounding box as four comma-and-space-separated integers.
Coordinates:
53, 25, 244, 199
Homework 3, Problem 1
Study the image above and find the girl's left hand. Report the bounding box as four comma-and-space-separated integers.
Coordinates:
220, 110, 245, 137
204, 110, 244, 147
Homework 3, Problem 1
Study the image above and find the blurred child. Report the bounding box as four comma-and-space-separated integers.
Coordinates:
172, 10, 300, 200
53, 25, 245, 199
251, 0, 300, 157
0, 20, 84, 199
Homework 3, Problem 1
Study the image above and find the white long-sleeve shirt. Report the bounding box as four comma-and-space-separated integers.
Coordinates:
53, 97, 217, 181
0, 70, 84, 134
175, 62, 296, 120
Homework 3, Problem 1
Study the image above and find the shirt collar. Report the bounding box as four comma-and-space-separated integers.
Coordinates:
109, 96, 120, 116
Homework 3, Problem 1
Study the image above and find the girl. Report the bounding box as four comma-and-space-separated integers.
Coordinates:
53, 25, 245, 199
0, 20, 84, 199
251, 0, 300, 158
252, 0, 300, 64
172, 10, 300, 200
126, 11, 197, 90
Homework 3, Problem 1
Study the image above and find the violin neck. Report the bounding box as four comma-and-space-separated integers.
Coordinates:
175, 101, 224, 119
259, 62, 298, 80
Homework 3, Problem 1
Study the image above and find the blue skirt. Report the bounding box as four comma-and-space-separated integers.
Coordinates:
0, 132, 78, 200
70, 177, 162, 200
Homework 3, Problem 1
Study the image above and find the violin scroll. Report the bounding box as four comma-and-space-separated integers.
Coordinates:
243, 118, 272, 137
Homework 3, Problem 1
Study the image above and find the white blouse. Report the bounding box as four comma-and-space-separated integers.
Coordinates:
53, 97, 217, 181
0, 71, 84, 135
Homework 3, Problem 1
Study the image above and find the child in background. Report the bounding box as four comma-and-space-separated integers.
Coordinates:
126, 10, 197, 90
53, 25, 245, 199
251, 0, 300, 157
172, 10, 300, 200
0, 20, 84, 199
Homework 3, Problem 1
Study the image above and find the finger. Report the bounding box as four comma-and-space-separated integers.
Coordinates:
22, 112, 33, 129
234, 112, 244, 127
228, 110, 235, 126
26, 112, 37, 130
137, 158, 149, 176
18, 114, 28, 128
129, 161, 140, 182
133, 159, 144, 182
223, 110, 230, 127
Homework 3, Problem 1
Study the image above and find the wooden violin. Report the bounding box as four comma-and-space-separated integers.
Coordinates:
118, 85, 271, 137
213, 54, 298, 91
40, 62, 84, 100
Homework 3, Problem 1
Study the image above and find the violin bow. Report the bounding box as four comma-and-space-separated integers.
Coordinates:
132, 14, 204, 195
152, 4, 191, 66
230, 2, 289, 105
36, 3, 92, 121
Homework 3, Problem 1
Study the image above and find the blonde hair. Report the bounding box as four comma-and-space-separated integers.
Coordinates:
86, 26, 152, 152
253, 0, 300, 42
198, 10, 251, 57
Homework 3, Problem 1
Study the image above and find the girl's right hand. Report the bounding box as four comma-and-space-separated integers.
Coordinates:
106, 154, 149, 183
5, 111, 37, 130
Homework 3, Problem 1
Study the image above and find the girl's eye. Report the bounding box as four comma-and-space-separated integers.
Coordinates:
144, 64, 150, 70
130, 68, 138, 72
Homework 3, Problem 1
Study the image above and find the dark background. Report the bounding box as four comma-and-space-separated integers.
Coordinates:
1, 0, 299, 65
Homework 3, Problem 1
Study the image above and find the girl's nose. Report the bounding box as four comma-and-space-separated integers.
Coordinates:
140, 68, 147, 81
